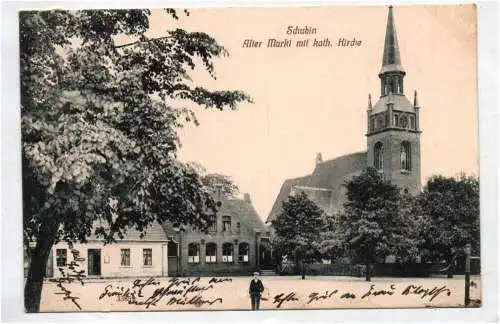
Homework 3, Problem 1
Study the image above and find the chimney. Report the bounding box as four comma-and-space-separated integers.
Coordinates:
214, 184, 223, 201
244, 193, 251, 202
315, 152, 323, 165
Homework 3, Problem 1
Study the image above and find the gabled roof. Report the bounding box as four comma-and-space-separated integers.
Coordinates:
266, 152, 367, 224
160, 195, 267, 237
88, 220, 168, 242
221, 198, 267, 232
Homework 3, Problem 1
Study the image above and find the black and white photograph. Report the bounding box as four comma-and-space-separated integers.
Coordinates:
6, 2, 491, 315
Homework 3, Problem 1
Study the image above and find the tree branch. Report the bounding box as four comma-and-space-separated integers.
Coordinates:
114, 35, 173, 49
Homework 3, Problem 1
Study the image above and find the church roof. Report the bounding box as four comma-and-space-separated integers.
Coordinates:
372, 94, 414, 114
266, 175, 311, 224
380, 6, 405, 74
266, 151, 367, 223
291, 186, 335, 215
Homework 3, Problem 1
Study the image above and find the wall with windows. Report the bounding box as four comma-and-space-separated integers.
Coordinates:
367, 128, 421, 194
175, 200, 265, 276
50, 241, 166, 278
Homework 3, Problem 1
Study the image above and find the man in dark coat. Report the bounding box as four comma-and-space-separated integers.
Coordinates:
248, 271, 264, 310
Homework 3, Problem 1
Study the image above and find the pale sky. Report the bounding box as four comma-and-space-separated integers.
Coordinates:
142, 5, 478, 220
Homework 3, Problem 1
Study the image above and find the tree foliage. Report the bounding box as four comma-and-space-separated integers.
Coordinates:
331, 167, 421, 280
186, 162, 240, 198
271, 191, 326, 275
21, 8, 250, 312
417, 174, 480, 261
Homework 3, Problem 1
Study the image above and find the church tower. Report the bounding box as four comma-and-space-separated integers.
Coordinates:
366, 6, 422, 194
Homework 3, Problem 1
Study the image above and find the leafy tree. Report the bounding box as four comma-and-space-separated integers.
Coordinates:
333, 167, 413, 281
21, 9, 250, 312
417, 173, 480, 274
391, 192, 426, 263
271, 191, 325, 279
186, 162, 239, 198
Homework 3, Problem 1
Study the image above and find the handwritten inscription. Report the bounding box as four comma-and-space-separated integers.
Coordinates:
361, 284, 396, 299
48, 247, 86, 310
271, 283, 451, 308
273, 292, 299, 308
99, 277, 227, 309
401, 284, 451, 302
307, 290, 338, 304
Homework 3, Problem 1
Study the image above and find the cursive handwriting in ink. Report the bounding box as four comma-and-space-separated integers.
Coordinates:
273, 292, 298, 308
208, 277, 232, 284
99, 276, 225, 309
340, 292, 356, 299
48, 246, 86, 310
361, 284, 396, 299
166, 295, 223, 307
401, 284, 452, 302
131, 277, 161, 297
307, 290, 338, 304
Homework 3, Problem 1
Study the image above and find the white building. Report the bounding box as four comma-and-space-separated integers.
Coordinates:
50, 221, 169, 279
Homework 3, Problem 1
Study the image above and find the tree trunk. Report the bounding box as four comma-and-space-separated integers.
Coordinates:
301, 260, 305, 280
365, 263, 371, 282
24, 223, 58, 313
446, 252, 454, 278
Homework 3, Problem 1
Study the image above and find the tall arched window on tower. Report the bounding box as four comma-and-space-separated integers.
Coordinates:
400, 141, 411, 171
374, 142, 384, 170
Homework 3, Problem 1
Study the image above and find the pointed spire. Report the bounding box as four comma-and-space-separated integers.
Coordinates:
413, 90, 419, 108
381, 6, 405, 74
368, 93, 373, 110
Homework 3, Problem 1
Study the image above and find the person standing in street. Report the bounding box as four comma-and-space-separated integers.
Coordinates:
249, 271, 264, 310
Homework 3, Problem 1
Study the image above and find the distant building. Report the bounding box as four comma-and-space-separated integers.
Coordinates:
163, 187, 273, 277
267, 6, 422, 225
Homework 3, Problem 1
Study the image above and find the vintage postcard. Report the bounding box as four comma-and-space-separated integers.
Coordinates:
19, 4, 481, 313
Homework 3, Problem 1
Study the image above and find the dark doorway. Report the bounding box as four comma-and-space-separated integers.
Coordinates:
167, 240, 179, 276
87, 249, 101, 276
259, 244, 273, 270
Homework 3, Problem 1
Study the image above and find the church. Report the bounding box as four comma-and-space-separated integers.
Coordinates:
267, 6, 422, 224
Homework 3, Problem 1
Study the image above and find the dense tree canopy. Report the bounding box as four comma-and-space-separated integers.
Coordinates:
417, 174, 480, 262
271, 191, 326, 278
21, 8, 250, 312
330, 167, 421, 280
